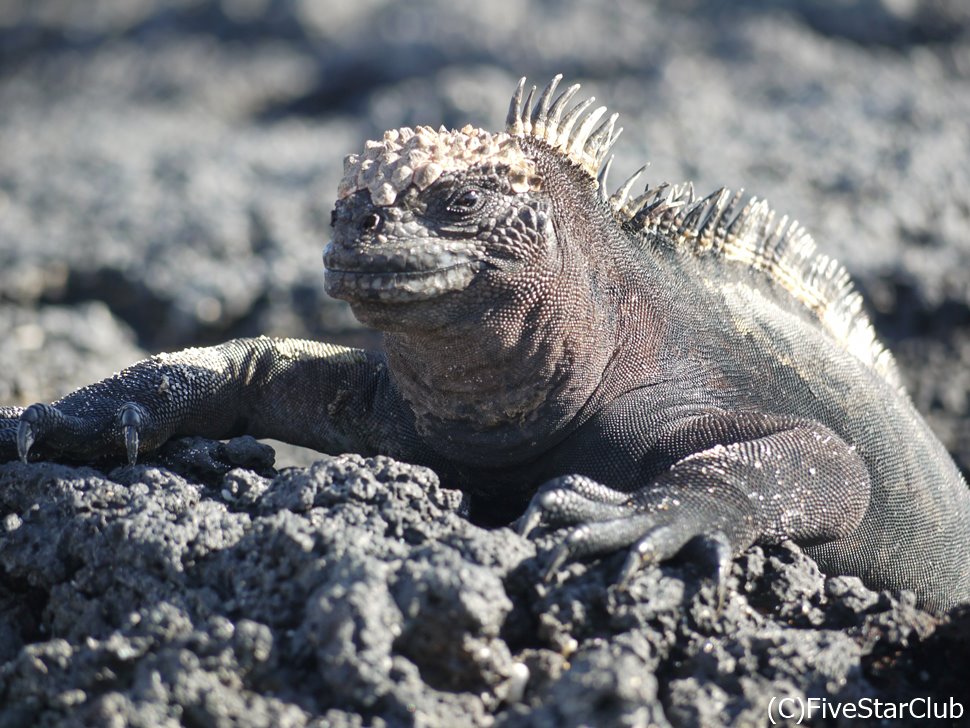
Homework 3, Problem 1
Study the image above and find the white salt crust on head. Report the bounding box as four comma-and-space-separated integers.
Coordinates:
338, 124, 540, 206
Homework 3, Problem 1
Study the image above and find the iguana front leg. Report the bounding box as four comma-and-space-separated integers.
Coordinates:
0, 337, 412, 465
519, 411, 871, 583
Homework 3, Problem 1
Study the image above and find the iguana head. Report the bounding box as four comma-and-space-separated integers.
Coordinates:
324, 75, 621, 332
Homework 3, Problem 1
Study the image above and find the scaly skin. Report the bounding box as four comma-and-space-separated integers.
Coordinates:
3, 76, 969, 611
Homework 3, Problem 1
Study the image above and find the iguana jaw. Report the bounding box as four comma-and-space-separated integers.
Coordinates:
323, 239, 486, 303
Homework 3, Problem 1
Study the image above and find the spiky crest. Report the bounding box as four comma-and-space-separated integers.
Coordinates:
506, 74, 623, 193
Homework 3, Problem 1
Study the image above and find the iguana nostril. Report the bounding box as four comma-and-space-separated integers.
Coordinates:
361, 212, 383, 232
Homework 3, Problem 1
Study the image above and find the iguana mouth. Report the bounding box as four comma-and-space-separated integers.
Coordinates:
324, 243, 484, 302
325, 262, 483, 302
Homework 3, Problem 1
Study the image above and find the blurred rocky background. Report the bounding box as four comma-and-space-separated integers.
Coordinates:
1, 1, 970, 725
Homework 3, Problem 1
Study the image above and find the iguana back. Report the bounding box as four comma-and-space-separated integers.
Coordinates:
620, 187, 969, 605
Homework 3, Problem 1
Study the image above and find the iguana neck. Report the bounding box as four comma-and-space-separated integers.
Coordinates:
384, 281, 616, 465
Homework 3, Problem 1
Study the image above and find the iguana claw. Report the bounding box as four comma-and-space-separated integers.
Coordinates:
16, 403, 56, 463
702, 532, 733, 611
542, 542, 572, 582
119, 403, 144, 465
517, 505, 543, 537
617, 529, 666, 586
620, 531, 732, 607
16, 416, 36, 463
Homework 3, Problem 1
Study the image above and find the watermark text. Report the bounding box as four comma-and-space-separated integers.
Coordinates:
768, 696, 964, 724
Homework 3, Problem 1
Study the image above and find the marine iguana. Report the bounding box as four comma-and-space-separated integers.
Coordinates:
2, 75, 969, 611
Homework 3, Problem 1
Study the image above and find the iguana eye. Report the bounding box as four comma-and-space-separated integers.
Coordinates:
447, 188, 483, 215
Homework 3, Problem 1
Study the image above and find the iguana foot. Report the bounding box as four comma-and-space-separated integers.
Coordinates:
519, 474, 749, 593
10, 401, 150, 465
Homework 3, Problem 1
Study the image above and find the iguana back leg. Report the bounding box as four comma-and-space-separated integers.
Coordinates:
519, 412, 871, 583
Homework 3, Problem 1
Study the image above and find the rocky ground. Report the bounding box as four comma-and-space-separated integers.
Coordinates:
0, 439, 967, 727
1, 0, 970, 725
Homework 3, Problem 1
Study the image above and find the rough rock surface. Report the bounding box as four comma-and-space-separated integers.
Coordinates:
2, 0, 970, 725
2, 439, 968, 727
